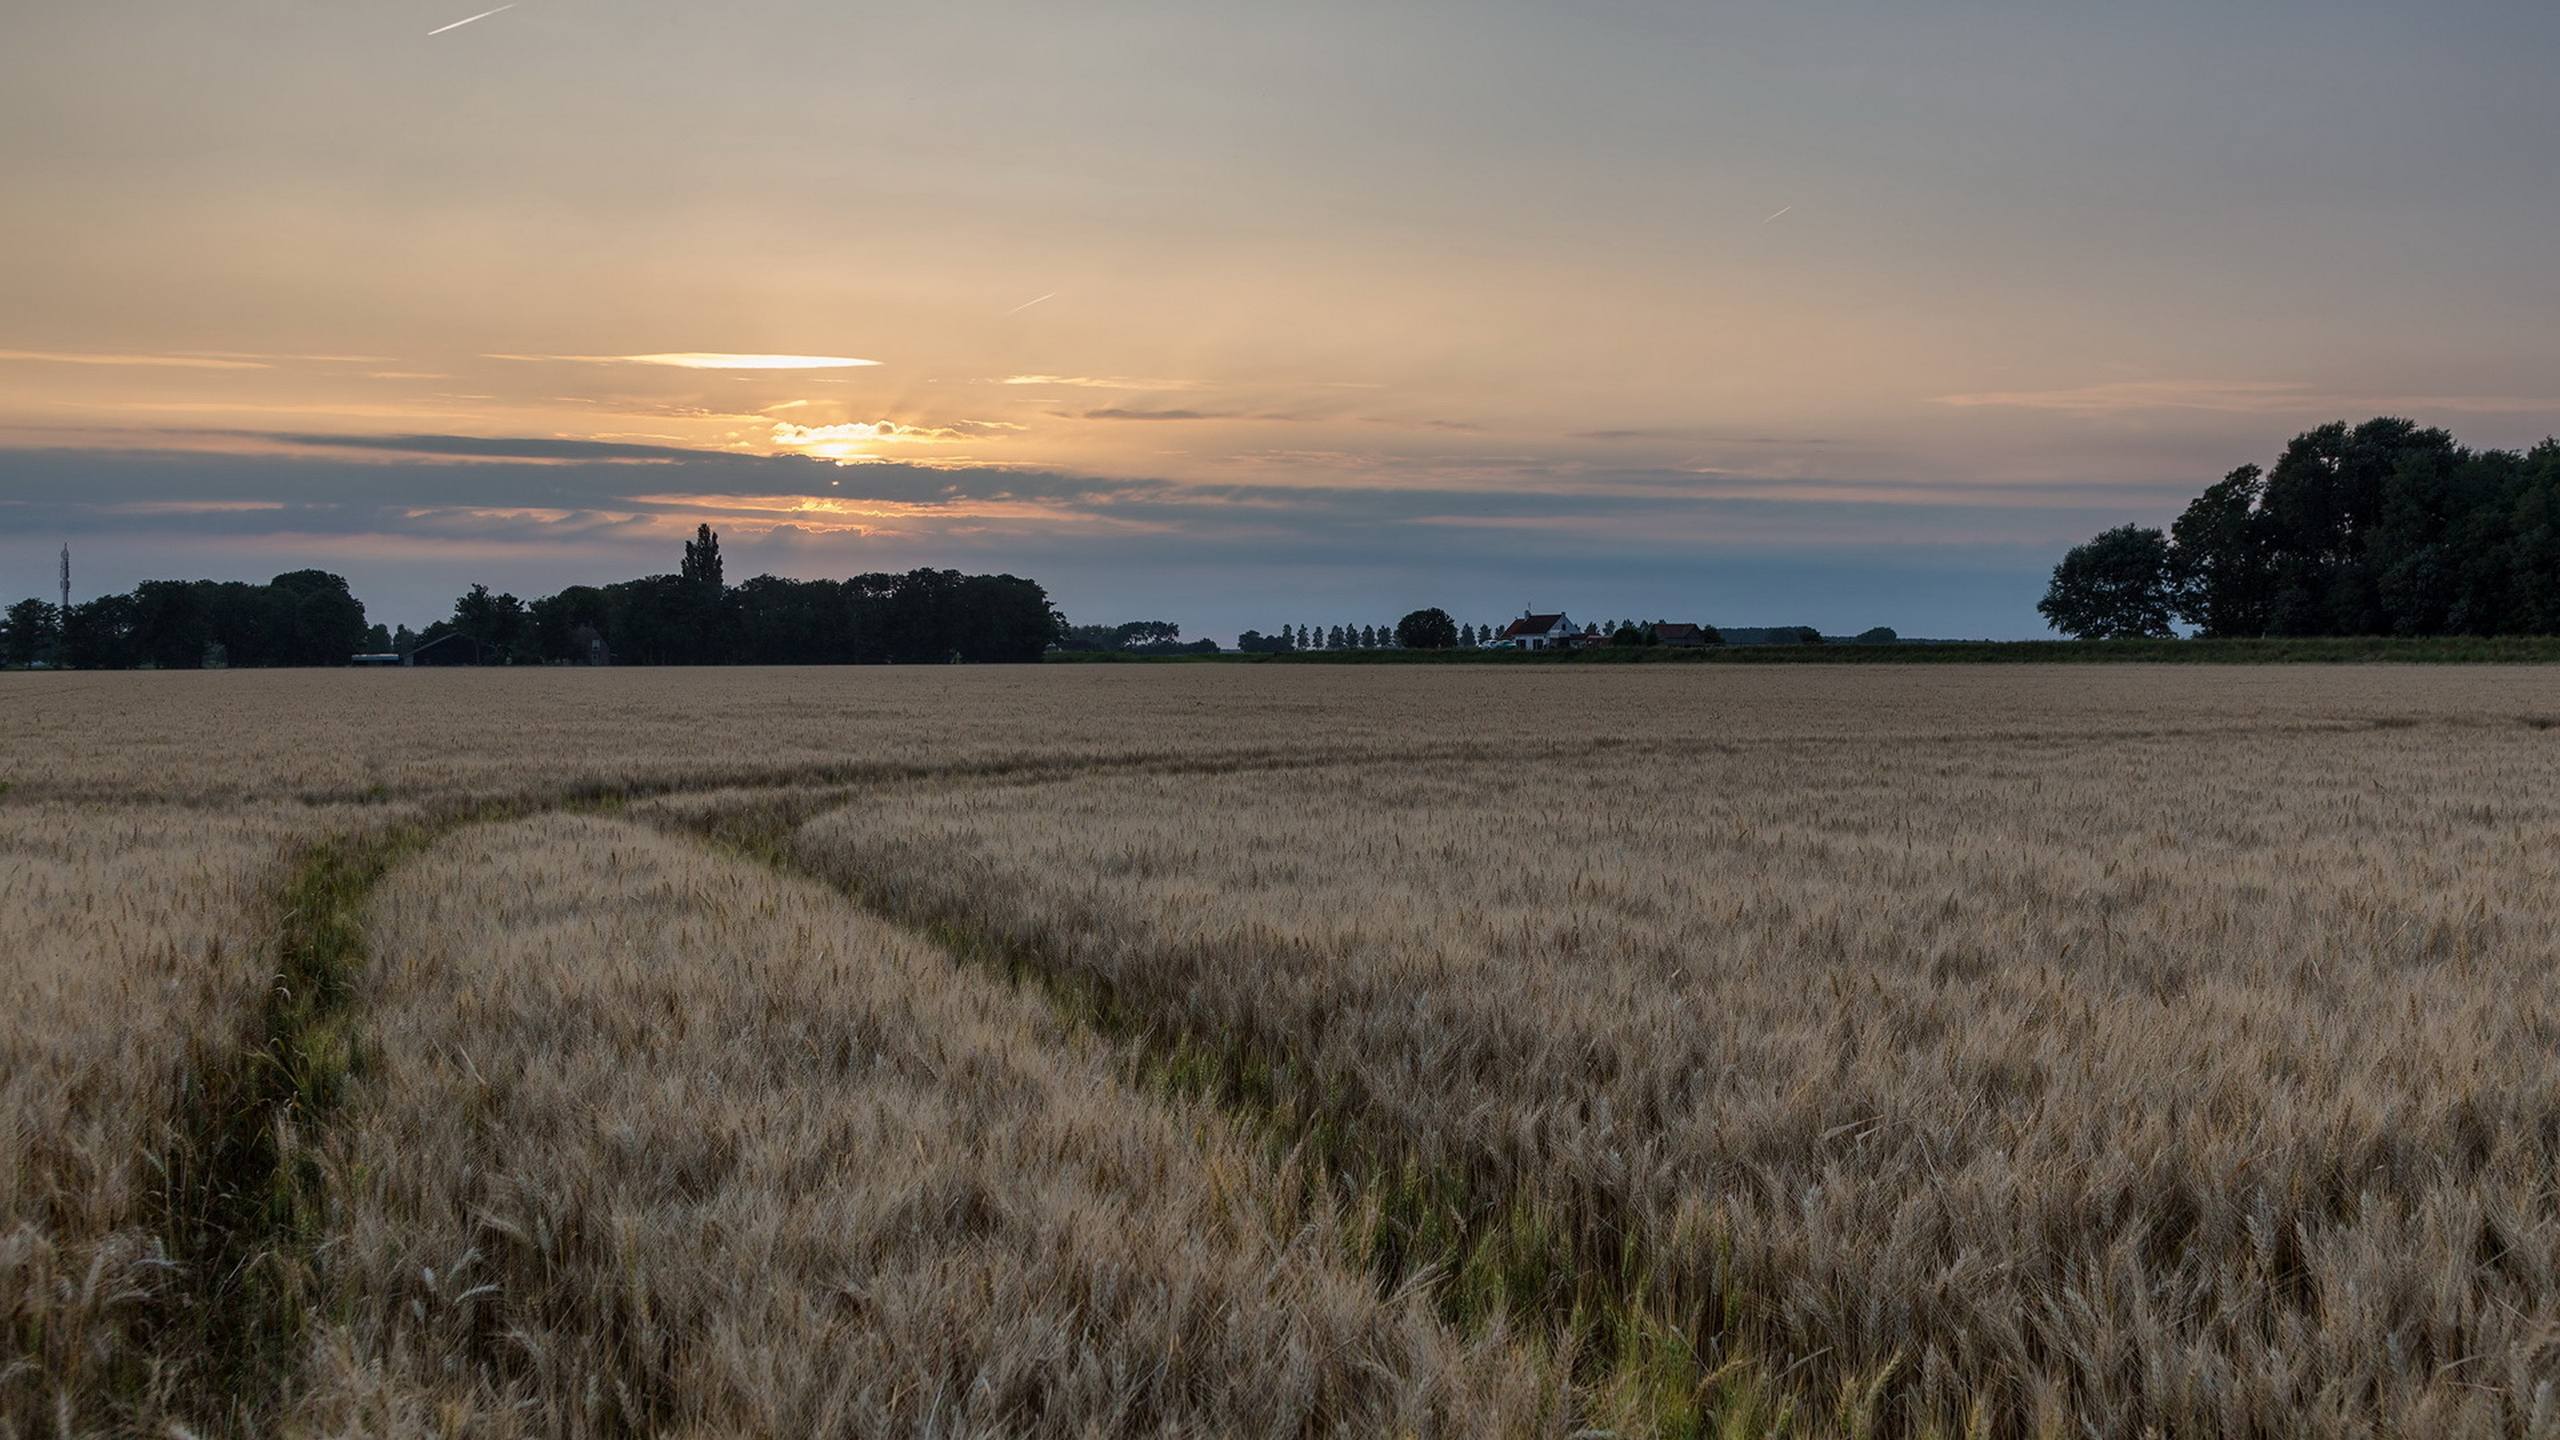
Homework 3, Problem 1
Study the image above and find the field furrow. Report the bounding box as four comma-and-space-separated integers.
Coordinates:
786, 715, 2560, 1436
293, 814, 1553, 1437
11, 666, 2560, 1436
0, 802, 371, 1435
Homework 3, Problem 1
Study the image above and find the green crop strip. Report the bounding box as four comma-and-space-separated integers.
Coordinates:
147, 822, 434, 1425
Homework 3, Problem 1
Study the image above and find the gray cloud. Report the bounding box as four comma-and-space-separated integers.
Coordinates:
257, 432, 715, 463
1078, 408, 1252, 423
0, 434, 2158, 542
0, 437, 2117, 638
1572, 427, 1838, 446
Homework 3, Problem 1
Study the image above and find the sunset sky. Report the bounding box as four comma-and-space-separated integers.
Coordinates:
6, 0, 2557, 639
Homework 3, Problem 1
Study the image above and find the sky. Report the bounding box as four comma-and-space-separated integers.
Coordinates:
4, 0, 2557, 641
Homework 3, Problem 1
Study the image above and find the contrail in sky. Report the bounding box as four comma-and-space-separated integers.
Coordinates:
1003, 291, 1059, 316
1762, 205, 1793, 223
429, 4, 515, 36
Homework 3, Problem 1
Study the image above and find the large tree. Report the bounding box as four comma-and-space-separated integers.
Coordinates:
1395, 608, 1459, 650
1, 598, 61, 666
2168, 465, 2277, 638
129, 579, 215, 669
450, 583, 530, 656
2057, 419, 2560, 639
530, 585, 614, 663
681, 523, 725, 589
60, 594, 139, 669
268, 569, 370, 664
2038, 525, 2178, 639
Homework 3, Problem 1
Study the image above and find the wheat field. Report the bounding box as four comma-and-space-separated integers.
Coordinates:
293, 814, 1547, 1437
0, 801, 374, 1434
3, 664, 2557, 1437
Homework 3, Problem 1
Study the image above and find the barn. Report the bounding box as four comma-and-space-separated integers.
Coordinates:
407, 633, 507, 666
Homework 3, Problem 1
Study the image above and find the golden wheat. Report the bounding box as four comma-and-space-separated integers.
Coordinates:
294, 814, 1552, 1436
6, 663, 2550, 802
8, 664, 2559, 1435
791, 683, 2560, 1436
0, 802, 362, 1434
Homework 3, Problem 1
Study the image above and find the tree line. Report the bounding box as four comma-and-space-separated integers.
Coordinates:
421, 529, 1060, 665
1233, 622, 1433, 652
1232, 614, 1724, 652
1061, 612, 1485, 654
2, 569, 372, 669
1057, 620, 1222, 655
1, 526, 1066, 667
2041, 418, 2560, 639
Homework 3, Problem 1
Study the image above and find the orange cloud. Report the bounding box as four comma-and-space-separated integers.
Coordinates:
0, 349, 271, 370
623, 491, 1098, 525
1931, 380, 2320, 414
489, 352, 882, 370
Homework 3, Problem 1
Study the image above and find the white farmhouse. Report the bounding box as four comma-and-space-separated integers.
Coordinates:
1495, 612, 1578, 651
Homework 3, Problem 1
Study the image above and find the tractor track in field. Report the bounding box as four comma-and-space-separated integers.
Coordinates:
151, 752, 1762, 1435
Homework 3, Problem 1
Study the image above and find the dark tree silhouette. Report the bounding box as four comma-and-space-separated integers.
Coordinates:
1395, 608, 1459, 650
447, 583, 530, 654
268, 569, 370, 663
40, 510, 1063, 670
61, 594, 139, 669
1058, 620, 1192, 653
2039, 525, 2178, 639
2057, 419, 2560, 638
1, 598, 61, 666
681, 524, 725, 589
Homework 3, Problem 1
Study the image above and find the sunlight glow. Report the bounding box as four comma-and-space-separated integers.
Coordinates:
625, 491, 1097, 525
765, 419, 998, 461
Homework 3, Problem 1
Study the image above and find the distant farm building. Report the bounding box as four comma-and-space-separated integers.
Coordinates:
407, 633, 507, 666
1497, 612, 1578, 651
350, 652, 403, 667
568, 624, 611, 666
1653, 622, 1711, 647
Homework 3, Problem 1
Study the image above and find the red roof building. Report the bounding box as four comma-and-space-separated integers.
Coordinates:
1497, 612, 1578, 650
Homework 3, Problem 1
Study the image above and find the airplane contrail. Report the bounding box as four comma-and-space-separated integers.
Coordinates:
1003, 291, 1059, 316
429, 3, 515, 36
1762, 205, 1793, 223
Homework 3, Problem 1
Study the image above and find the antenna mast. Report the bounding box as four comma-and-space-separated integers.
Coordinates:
59, 544, 70, 615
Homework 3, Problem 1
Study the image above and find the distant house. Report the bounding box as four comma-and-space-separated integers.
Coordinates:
1653, 622, 1711, 648
1497, 612, 1578, 651
568, 624, 611, 666
408, 632, 506, 667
